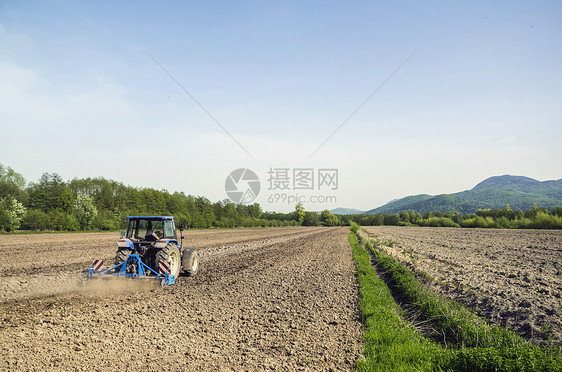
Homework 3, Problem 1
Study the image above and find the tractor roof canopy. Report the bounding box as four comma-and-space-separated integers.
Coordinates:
125, 217, 177, 240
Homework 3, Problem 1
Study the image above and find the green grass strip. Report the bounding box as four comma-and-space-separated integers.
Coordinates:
356, 229, 562, 371
350, 232, 447, 371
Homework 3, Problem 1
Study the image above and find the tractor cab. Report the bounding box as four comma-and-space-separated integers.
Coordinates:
125, 216, 177, 242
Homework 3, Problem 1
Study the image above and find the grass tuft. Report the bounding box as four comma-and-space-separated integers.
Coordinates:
350, 232, 445, 371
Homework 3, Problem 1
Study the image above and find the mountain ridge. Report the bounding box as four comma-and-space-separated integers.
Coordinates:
363, 175, 562, 215
330, 207, 365, 215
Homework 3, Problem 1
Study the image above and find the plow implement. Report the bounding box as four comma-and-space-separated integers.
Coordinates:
87, 253, 176, 286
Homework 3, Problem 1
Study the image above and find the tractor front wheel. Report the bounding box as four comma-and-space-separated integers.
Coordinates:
155, 243, 181, 278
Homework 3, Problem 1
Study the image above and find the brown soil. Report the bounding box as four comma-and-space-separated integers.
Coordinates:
362, 226, 562, 347
0, 227, 362, 370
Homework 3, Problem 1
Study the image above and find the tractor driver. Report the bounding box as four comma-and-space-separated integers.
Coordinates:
145, 221, 159, 241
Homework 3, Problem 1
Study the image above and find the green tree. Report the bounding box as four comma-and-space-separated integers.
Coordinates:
383, 214, 400, 225
48, 210, 79, 231
74, 194, 98, 230
194, 196, 215, 228
0, 164, 27, 203
93, 210, 119, 230
27, 173, 73, 212
247, 203, 263, 219
142, 188, 166, 214
320, 209, 340, 226
69, 177, 116, 211
399, 211, 411, 224
327, 214, 340, 226
295, 202, 305, 225
524, 203, 548, 219
372, 214, 384, 226
302, 211, 320, 226
236, 204, 249, 219
0, 196, 27, 231
21, 209, 50, 230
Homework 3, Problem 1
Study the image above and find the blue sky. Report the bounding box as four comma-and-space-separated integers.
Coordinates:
1, 1, 561, 212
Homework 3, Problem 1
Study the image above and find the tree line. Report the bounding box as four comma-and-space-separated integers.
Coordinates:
0, 164, 304, 232
2, 163, 560, 231
342, 204, 562, 229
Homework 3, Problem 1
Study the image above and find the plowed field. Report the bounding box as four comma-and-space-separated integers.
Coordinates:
0, 227, 362, 370
362, 226, 562, 346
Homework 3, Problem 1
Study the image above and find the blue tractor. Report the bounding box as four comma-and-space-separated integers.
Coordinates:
88, 216, 199, 286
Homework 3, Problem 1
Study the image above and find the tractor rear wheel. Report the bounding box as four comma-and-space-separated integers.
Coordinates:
114, 248, 132, 267
155, 243, 181, 278
181, 246, 199, 276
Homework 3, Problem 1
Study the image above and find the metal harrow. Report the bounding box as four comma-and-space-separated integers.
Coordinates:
87, 253, 175, 287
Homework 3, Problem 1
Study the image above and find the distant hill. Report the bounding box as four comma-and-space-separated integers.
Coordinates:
331, 207, 365, 215
373, 194, 434, 213
366, 175, 562, 215
452, 176, 562, 211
